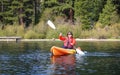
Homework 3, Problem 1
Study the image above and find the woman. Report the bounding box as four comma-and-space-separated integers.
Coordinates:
59, 31, 76, 49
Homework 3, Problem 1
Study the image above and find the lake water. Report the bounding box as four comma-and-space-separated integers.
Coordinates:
0, 41, 120, 75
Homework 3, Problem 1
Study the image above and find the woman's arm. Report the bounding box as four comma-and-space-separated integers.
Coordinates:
59, 33, 66, 41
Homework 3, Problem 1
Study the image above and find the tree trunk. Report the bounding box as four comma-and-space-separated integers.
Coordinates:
1, 1, 4, 29
19, 8, 24, 25
34, 0, 37, 25
19, 0, 24, 26
1, 1, 3, 12
69, 8, 74, 24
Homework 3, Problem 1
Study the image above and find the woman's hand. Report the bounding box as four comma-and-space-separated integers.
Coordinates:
59, 33, 62, 36
70, 43, 74, 45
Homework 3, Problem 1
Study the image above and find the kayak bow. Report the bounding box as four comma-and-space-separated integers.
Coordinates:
50, 46, 76, 56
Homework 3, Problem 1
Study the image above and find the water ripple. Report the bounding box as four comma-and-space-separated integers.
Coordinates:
84, 52, 120, 57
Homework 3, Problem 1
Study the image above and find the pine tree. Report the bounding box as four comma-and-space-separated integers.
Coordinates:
0, 0, 12, 25
74, 0, 105, 29
44, 0, 75, 24
99, 0, 116, 27
0, 0, 41, 27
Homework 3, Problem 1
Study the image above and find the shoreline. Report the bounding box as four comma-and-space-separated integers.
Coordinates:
0, 38, 120, 42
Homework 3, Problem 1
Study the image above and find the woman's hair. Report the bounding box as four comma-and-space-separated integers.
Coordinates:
67, 31, 73, 36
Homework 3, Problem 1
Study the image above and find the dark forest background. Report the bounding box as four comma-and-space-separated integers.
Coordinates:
0, 0, 120, 39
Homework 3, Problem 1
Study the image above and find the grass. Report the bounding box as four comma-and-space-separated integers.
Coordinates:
0, 22, 120, 39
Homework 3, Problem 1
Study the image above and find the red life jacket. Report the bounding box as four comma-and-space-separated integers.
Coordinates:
64, 37, 73, 48
59, 35, 76, 49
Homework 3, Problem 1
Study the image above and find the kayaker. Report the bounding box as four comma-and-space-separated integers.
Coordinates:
59, 31, 76, 49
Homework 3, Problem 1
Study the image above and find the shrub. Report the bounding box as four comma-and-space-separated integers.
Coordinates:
109, 24, 120, 38
0, 30, 4, 36
80, 30, 91, 39
46, 28, 58, 39
0, 21, 119, 39
1, 25, 17, 36
16, 26, 25, 38
24, 30, 34, 39
24, 30, 44, 39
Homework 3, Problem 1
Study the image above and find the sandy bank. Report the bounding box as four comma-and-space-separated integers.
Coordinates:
0, 38, 120, 42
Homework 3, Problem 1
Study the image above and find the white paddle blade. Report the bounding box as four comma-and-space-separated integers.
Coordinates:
76, 49, 85, 56
47, 20, 56, 30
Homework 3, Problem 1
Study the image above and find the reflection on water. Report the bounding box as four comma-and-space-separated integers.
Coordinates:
0, 41, 120, 75
77, 41, 120, 52
49, 55, 76, 75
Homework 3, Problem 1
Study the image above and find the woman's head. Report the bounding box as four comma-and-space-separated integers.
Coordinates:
67, 31, 73, 38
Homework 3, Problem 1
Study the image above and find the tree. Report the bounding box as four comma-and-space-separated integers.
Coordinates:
98, 0, 116, 27
44, 0, 75, 24
0, 0, 41, 28
113, 0, 120, 14
0, 0, 12, 25
74, 0, 105, 29
18, 0, 41, 26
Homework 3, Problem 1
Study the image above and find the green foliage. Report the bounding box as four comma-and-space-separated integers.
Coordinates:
44, 0, 58, 7
46, 24, 69, 39
0, 22, 120, 39
24, 30, 44, 39
74, 0, 105, 29
46, 24, 82, 39
0, 30, 4, 36
99, 0, 117, 27
89, 23, 120, 39
16, 26, 25, 38
46, 29, 58, 39
0, 0, 41, 26
40, 8, 53, 21
0, 0, 120, 39
44, 0, 74, 23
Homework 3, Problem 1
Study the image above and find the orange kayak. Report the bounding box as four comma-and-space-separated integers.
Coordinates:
50, 46, 76, 56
